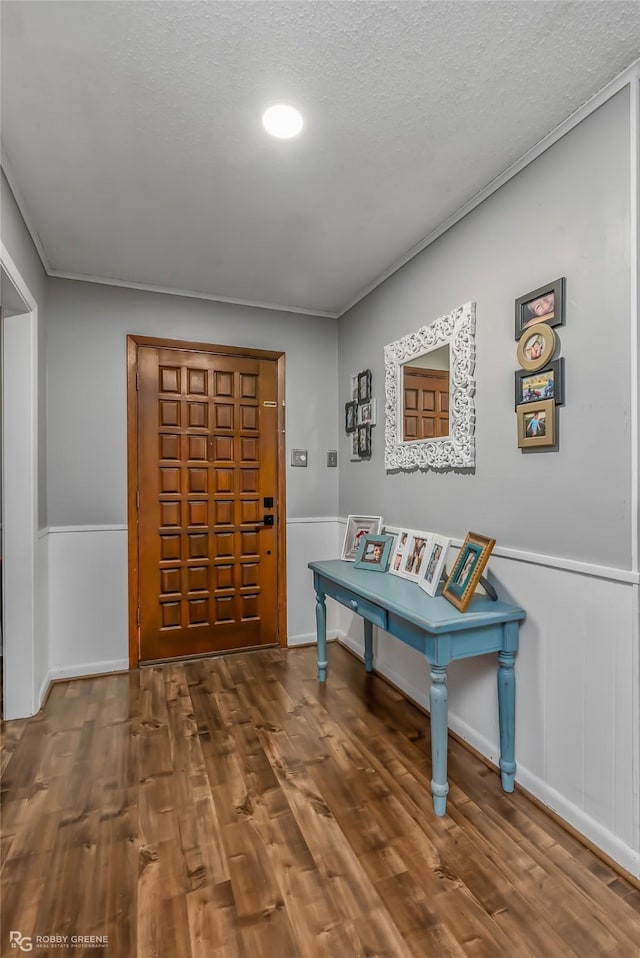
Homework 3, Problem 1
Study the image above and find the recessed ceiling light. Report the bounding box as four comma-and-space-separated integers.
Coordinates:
262, 104, 304, 139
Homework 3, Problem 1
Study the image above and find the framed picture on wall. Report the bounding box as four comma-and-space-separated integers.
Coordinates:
442, 532, 495, 612
357, 424, 371, 458
514, 359, 564, 408
345, 400, 357, 433
357, 399, 377, 426
516, 323, 556, 372
516, 398, 556, 448
357, 369, 372, 402
514, 277, 565, 339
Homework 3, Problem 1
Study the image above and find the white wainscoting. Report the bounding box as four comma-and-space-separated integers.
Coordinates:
286, 517, 342, 645
35, 530, 50, 709
47, 526, 129, 682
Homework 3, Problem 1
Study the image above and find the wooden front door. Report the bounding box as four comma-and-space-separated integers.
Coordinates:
128, 337, 285, 665
403, 366, 449, 440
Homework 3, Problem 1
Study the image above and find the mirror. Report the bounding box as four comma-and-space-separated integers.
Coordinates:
402, 344, 450, 442
384, 302, 476, 471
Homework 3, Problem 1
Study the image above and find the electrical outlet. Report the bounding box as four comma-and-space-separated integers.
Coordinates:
327, 450, 338, 467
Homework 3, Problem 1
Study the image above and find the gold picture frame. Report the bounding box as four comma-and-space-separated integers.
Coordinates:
516, 322, 556, 372
516, 398, 555, 448
442, 532, 495, 613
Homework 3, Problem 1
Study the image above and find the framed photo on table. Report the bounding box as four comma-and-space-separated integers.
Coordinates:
340, 515, 383, 561
389, 528, 411, 576
397, 530, 432, 581
354, 534, 393, 572
442, 532, 495, 612
418, 535, 450, 597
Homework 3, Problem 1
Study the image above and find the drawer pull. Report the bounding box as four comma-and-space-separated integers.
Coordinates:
350, 599, 358, 611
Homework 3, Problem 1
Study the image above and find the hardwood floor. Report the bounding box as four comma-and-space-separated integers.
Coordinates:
1, 643, 639, 958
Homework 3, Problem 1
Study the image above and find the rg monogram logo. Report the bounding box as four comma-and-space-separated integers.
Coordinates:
9, 932, 33, 952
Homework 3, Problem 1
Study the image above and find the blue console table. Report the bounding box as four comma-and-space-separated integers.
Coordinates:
308, 559, 525, 816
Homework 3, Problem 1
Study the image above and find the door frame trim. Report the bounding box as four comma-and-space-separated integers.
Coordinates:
126, 334, 287, 668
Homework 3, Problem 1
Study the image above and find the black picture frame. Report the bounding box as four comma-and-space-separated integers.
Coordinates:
515, 277, 565, 340
345, 400, 357, 433
357, 369, 372, 402
514, 358, 564, 409
357, 424, 371, 458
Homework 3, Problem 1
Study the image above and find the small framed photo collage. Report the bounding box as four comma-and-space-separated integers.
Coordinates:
389, 527, 451, 597
514, 277, 566, 451
345, 369, 376, 460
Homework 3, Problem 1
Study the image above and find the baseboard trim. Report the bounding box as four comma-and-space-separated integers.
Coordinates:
35, 659, 130, 715
37, 672, 53, 713
336, 634, 640, 882
47, 659, 129, 684
287, 631, 338, 647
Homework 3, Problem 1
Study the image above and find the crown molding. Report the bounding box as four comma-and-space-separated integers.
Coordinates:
46, 269, 339, 319
1, 148, 51, 274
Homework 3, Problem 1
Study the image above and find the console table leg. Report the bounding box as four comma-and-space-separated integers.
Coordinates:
498, 649, 516, 792
429, 665, 449, 816
315, 590, 328, 682
363, 619, 373, 673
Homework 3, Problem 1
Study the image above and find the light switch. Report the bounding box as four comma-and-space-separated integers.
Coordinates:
291, 449, 308, 467
327, 450, 338, 467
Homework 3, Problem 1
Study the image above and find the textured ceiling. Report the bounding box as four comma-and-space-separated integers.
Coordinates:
2, 1, 640, 316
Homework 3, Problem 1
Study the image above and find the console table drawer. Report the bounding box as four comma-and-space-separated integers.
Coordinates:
331, 585, 388, 631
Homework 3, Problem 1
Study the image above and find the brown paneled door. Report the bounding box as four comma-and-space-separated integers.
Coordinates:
130, 339, 285, 664
403, 366, 449, 440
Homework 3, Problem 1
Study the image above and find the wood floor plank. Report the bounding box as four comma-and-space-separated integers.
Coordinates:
0, 717, 27, 777
1, 643, 639, 958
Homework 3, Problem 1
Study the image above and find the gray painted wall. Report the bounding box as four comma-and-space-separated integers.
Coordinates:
1, 170, 49, 527
45, 279, 339, 525
338, 89, 632, 570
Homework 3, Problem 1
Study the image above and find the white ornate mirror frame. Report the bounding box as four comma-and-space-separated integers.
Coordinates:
384, 301, 476, 471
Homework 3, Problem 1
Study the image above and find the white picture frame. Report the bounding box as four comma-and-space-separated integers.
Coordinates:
390, 528, 432, 580
418, 534, 451, 596
400, 530, 432, 580
389, 528, 411, 576
341, 515, 383, 561
357, 398, 377, 427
